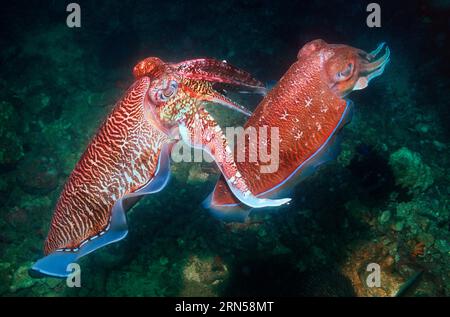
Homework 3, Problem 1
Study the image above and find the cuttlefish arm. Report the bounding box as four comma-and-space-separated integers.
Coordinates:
180, 80, 253, 116
178, 107, 291, 209
173, 58, 266, 92
134, 57, 265, 116
176, 58, 267, 116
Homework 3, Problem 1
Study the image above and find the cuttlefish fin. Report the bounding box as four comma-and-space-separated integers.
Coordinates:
30, 198, 129, 278
203, 176, 252, 222
179, 108, 291, 209
30, 144, 172, 278
204, 175, 289, 223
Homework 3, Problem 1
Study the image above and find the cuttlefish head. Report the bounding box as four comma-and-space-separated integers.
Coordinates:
133, 57, 265, 132
298, 39, 390, 97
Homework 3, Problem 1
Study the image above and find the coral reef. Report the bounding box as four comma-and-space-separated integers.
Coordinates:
181, 255, 229, 296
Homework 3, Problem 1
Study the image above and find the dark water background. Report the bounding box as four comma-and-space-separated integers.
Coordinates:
0, 0, 448, 296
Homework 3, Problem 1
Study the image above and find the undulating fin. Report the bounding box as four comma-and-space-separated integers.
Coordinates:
206, 100, 353, 219
203, 190, 253, 223
29, 145, 171, 278
203, 182, 251, 223
29, 197, 128, 278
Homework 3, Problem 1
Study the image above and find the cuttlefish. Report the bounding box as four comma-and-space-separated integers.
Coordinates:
207, 39, 390, 221
31, 57, 290, 278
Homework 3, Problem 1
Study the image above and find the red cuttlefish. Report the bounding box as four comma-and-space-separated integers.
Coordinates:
207, 39, 390, 221
31, 58, 290, 278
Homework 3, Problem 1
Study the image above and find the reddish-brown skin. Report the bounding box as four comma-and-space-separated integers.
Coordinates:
211, 39, 390, 209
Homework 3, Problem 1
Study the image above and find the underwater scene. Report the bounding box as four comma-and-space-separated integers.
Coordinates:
0, 0, 448, 297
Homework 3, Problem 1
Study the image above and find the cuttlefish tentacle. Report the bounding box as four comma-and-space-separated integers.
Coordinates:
173, 58, 265, 90
177, 107, 291, 209
179, 80, 252, 116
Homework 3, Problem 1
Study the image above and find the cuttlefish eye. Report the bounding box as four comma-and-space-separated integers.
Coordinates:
335, 63, 354, 82
152, 80, 179, 103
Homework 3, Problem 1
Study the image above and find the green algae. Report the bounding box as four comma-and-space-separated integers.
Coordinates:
389, 147, 434, 193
